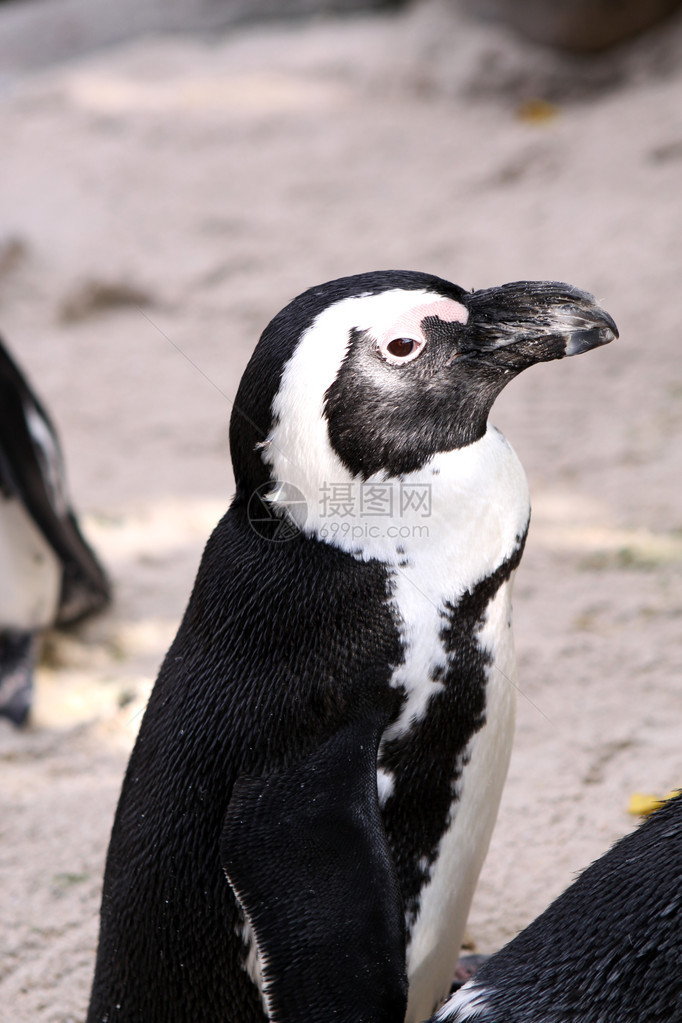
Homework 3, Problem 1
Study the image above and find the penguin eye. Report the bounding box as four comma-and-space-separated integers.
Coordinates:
381, 337, 424, 365
388, 338, 416, 357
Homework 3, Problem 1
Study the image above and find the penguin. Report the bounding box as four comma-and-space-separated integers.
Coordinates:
86, 271, 617, 1023
431, 792, 682, 1023
0, 337, 111, 725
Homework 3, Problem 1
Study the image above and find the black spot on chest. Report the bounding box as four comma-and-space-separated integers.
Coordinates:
378, 530, 527, 928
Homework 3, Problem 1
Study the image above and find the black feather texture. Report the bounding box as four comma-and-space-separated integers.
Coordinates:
87, 508, 404, 1023
222, 714, 408, 1023
436, 793, 682, 1023
88, 270, 617, 1023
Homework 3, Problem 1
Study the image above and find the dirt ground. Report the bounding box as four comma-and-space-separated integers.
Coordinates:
1, 2, 681, 1020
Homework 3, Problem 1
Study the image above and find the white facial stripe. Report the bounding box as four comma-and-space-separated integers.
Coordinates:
263, 288, 465, 500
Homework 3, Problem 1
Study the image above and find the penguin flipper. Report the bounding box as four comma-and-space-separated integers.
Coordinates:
221, 714, 408, 1023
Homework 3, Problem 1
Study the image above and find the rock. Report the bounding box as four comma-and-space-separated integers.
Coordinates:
57, 277, 155, 323
465, 0, 682, 52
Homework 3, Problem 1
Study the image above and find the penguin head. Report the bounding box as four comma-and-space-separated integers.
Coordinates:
230, 270, 617, 500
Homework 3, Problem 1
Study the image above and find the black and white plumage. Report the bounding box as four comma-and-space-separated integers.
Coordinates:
432, 793, 682, 1023
0, 338, 111, 725
86, 271, 616, 1023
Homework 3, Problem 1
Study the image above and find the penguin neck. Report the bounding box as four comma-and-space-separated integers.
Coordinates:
263, 423, 531, 584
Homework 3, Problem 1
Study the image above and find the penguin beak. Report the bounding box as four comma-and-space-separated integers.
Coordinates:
462, 281, 618, 364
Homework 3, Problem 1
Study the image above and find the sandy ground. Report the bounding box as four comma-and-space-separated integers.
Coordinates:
1, 2, 682, 1019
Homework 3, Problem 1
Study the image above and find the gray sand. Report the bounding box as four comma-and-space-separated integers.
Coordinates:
1, 3, 681, 1019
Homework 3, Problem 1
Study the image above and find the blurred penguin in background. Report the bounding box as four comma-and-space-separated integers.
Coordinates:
0, 337, 111, 726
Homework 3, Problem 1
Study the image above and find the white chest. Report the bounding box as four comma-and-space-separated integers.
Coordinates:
0, 495, 61, 630
378, 429, 528, 735
362, 433, 529, 1023
400, 576, 520, 1022
265, 420, 529, 1020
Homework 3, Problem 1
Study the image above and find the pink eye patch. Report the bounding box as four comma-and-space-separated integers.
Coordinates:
379, 297, 469, 349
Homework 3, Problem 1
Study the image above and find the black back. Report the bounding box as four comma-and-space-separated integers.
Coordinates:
87, 505, 406, 1022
